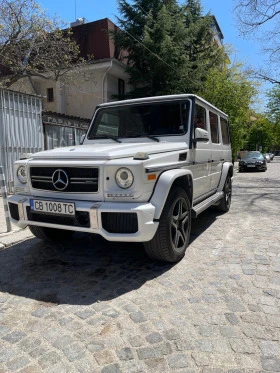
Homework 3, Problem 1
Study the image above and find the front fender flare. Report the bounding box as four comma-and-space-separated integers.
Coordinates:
150, 169, 193, 220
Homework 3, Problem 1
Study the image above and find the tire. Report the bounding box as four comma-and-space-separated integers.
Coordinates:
29, 225, 73, 242
216, 174, 232, 212
144, 187, 191, 263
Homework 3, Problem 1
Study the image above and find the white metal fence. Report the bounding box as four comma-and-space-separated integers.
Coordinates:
0, 88, 43, 193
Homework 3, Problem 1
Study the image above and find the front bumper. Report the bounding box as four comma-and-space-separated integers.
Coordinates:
7, 195, 158, 242
239, 163, 266, 171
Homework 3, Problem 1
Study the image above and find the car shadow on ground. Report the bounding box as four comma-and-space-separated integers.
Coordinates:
0, 210, 219, 306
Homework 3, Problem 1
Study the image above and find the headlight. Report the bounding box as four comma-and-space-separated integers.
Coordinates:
17, 165, 27, 184
115, 168, 134, 189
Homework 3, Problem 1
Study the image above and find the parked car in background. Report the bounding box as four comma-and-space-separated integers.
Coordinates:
264, 153, 271, 163
239, 151, 267, 172
268, 153, 274, 161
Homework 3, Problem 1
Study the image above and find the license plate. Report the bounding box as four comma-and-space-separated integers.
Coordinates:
247, 165, 255, 167
30, 199, 75, 216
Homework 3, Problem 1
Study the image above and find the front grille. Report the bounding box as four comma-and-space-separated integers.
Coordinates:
101, 212, 138, 234
26, 207, 90, 228
9, 203, 19, 221
30, 167, 99, 193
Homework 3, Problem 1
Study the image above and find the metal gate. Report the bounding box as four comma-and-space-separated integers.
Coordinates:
0, 89, 43, 193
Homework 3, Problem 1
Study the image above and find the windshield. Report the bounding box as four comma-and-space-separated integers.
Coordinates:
241, 152, 264, 160
88, 100, 191, 140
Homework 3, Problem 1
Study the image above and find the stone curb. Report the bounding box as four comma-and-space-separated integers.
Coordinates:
0, 227, 33, 249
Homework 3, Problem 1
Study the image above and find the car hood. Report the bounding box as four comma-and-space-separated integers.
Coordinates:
240, 158, 264, 162
30, 142, 188, 160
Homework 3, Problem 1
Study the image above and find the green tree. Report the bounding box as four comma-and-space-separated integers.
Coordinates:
0, 0, 84, 87
265, 86, 280, 150
115, 0, 224, 97
183, 0, 224, 91
246, 114, 274, 153
199, 64, 258, 156
266, 86, 280, 124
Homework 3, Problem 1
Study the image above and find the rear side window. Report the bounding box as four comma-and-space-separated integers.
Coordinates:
209, 111, 219, 143
194, 104, 207, 131
220, 117, 230, 145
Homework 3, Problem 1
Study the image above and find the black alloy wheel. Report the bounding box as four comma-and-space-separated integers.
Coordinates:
217, 175, 232, 212
144, 187, 191, 263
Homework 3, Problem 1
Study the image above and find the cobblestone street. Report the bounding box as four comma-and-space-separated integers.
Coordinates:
0, 158, 280, 372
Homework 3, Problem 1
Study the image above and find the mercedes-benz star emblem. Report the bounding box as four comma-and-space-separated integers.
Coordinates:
52, 169, 69, 191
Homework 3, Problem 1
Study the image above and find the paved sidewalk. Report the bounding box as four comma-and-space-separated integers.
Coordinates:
0, 197, 33, 249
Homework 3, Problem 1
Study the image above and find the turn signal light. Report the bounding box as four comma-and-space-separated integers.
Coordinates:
147, 174, 157, 181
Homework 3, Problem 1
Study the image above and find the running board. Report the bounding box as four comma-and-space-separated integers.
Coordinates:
192, 191, 224, 218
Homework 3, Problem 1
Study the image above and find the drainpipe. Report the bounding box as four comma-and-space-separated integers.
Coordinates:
102, 60, 113, 103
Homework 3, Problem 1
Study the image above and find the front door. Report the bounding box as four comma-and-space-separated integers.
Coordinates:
190, 104, 212, 200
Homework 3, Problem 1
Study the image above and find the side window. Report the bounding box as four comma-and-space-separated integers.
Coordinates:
194, 104, 207, 131
209, 111, 219, 143
220, 117, 230, 145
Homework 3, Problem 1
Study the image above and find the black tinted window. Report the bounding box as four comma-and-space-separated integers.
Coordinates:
88, 101, 190, 139
194, 104, 207, 131
220, 117, 230, 145
209, 111, 219, 143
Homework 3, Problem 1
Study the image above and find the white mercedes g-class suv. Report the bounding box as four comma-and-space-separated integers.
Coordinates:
8, 94, 233, 263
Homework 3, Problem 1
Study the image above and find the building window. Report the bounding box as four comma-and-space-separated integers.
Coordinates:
47, 88, 54, 102
118, 79, 125, 96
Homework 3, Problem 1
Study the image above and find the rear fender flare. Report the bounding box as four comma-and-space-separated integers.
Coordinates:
150, 169, 193, 220
217, 162, 233, 192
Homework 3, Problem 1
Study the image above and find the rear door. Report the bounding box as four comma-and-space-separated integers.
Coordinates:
209, 111, 223, 191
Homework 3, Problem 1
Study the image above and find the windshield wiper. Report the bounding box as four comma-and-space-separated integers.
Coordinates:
126, 133, 160, 142
92, 135, 121, 143
144, 134, 160, 142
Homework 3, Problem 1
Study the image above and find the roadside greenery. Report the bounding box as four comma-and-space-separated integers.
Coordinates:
266, 86, 280, 125
246, 86, 280, 153
115, 0, 224, 97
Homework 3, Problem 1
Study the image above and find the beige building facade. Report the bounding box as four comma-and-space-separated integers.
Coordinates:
9, 18, 130, 149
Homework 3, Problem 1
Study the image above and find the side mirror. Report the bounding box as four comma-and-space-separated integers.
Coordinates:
80, 134, 86, 145
193, 128, 209, 143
